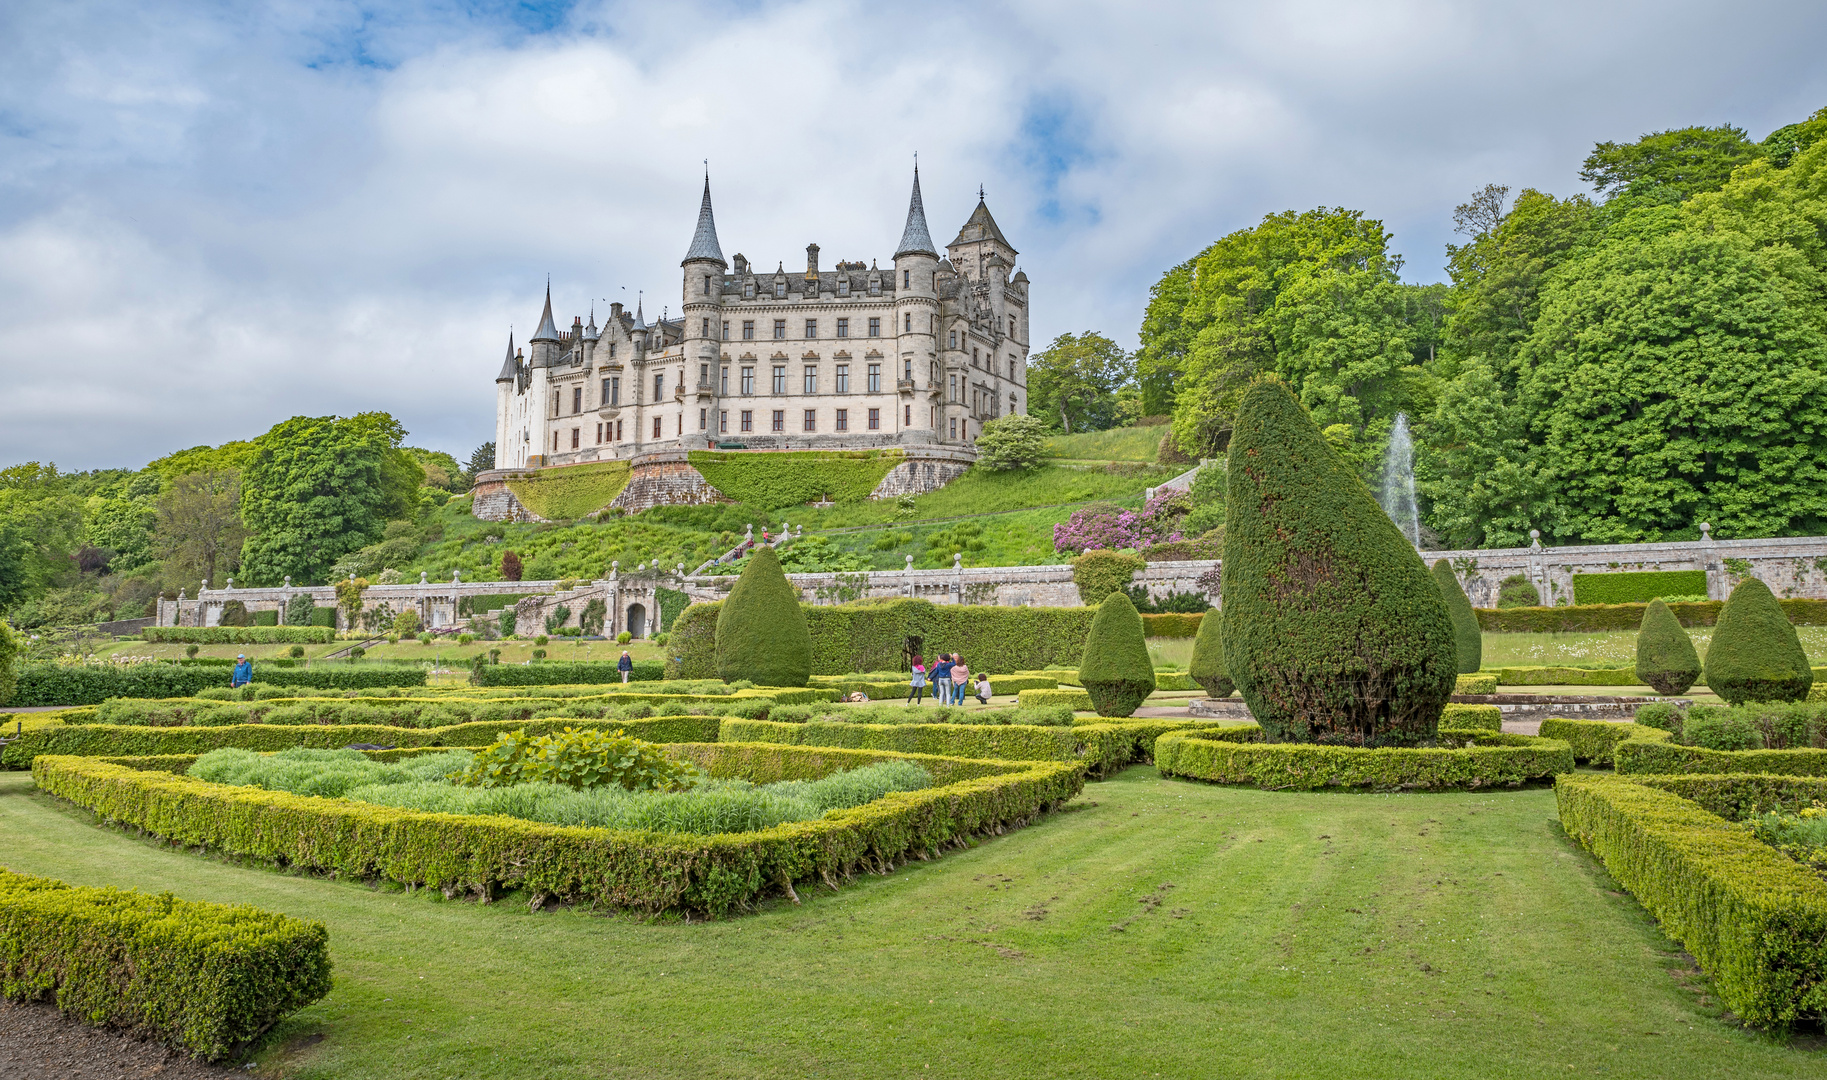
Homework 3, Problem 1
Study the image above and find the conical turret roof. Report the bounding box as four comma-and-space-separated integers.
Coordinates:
894, 165, 938, 259
495, 331, 517, 382
949, 195, 1017, 255
682, 175, 726, 266
529, 282, 562, 342
630, 297, 647, 333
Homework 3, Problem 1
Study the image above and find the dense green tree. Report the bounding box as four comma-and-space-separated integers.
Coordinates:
1761, 107, 1827, 169
1135, 260, 1197, 416
1077, 591, 1156, 717
714, 545, 811, 687
1634, 599, 1701, 695
1580, 124, 1760, 204
466, 442, 496, 484
973, 414, 1048, 471
1431, 560, 1482, 674
1187, 607, 1232, 698
0, 618, 17, 705
1222, 379, 1456, 746
1703, 578, 1812, 704
1027, 332, 1134, 433
154, 470, 247, 590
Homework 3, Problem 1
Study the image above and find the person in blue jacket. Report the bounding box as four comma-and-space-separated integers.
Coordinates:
230, 653, 254, 688
618, 650, 634, 683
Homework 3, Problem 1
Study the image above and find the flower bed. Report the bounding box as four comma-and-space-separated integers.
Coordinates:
1555, 773, 1827, 1028
32, 745, 1084, 917
0, 867, 331, 1060
1536, 719, 1671, 765
1153, 729, 1573, 791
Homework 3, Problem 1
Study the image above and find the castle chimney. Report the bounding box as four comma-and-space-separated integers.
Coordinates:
806, 243, 820, 281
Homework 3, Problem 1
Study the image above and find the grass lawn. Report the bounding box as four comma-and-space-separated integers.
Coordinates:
2, 767, 1816, 1078
1482, 627, 1827, 668
1042, 426, 1166, 462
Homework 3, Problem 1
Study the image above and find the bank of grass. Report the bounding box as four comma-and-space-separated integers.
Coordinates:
1480, 627, 1827, 669
1041, 427, 1164, 463
791, 462, 1173, 532
2, 767, 1816, 1077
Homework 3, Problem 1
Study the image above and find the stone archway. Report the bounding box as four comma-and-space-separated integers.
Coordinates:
627, 603, 647, 639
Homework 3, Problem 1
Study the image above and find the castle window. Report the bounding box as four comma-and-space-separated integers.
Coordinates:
701, 318, 709, 337
1010, 394, 1018, 413
699, 363, 709, 387
772, 366, 786, 394
868, 408, 880, 430
722, 321, 730, 340
678, 414, 683, 436
573, 387, 582, 413
804, 366, 817, 394
609, 343, 616, 358
719, 410, 728, 433
699, 408, 707, 430
867, 363, 881, 393
773, 319, 786, 339
904, 313, 911, 333
837, 318, 849, 338
653, 416, 662, 439
596, 422, 602, 444
949, 374, 957, 401
949, 330, 957, 349
744, 281, 755, 298
775, 281, 786, 299
838, 278, 850, 297
904, 358, 912, 381
930, 361, 937, 383
571, 428, 579, 449
553, 432, 559, 452
904, 404, 911, 426
601, 378, 612, 405
1009, 357, 1017, 380
869, 278, 880, 296
1008, 315, 1015, 336
740, 410, 753, 432
972, 347, 979, 366
803, 409, 816, 432
740, 367, 755, 395
903, 269, 910, 289
616, 420, 623, 441
654, 373, 664, 400
720, 366, 729, 394
949, 417, 957, 439
805, 318, 817, 338
742, 321, 754, 340
836, 364, 849, 392
836, 408, 848, 431
868, 318, 880, 337
771, 410, 784, 433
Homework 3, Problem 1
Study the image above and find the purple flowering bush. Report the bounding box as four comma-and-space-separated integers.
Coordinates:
1053, 491, 1190, 554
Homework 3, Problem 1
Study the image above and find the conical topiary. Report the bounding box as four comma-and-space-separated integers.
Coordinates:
1702, 578, 1812, 704
1188, 608, 1234, 698
1634, 598, 1701, 696
1431, 559, 1482, 674
1078, 591, 1157, 717
714, 545, 812, 687
1221, 380, 1457, 746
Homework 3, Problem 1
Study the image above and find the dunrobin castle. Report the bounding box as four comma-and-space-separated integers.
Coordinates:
492, 168, 1031, 471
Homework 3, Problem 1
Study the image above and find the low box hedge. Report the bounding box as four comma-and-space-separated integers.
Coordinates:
1476, 598, 1827, 633
1441, 704, 1502, 731
1483, 666, 1639, 687
1615, 772, 1827, 821
31, 746, 1084, 917
472, 660, 666, 686
1537, 719, 1672, 765
11, 663, 428, 706
1, 715, 723, 768
718, 717, 1219, 778
0, 866, 331, 1061
1555, 773, 1827, 1028
144, 626, 335, 645
1017, 688, 1093, 711
1614, 739, 1827, 777
1140, 613, 1203, 638
1154, 730, 1574, 791
1453, 674, 1498, 694
1570, 570, 1709, 606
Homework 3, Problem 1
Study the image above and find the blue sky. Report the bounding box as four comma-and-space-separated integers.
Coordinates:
2, 0, 1823, 470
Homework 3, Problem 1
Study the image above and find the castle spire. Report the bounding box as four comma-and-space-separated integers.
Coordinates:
894, 164, 938, 259
682, 173, 726, 266
529, 280, 561, 342
495, 331, 517, 382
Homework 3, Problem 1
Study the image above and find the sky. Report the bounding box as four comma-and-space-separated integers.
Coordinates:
2, 0, 1823, 471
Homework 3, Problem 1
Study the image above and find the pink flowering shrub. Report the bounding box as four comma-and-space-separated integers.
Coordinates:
1053, 490, 1190, 554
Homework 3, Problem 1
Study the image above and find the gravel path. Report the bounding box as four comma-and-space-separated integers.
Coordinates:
0, 999, 243, 1079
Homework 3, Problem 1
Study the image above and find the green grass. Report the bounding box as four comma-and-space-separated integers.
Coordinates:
3, 767, 1818, 1077
1042, 426, 1165, 462
1483, 628, 1827, 668
791, 462, 1173, 531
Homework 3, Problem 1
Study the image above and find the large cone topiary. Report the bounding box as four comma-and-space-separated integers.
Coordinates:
1188, 608, 1234, 698
1702, 578, 1811, 704
1431, 560, 1482, 674
1078, 591, 1157, 717
1222, 380, 1457, 746
714, 545, 812, 687
1634, 598, 1701, 696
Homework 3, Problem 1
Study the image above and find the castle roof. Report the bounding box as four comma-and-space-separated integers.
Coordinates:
949, 197, 1017, 256
682, 176, 726, 266
894, 166, 938, 259
529, 282, 562, 343
495, 331, 517, 382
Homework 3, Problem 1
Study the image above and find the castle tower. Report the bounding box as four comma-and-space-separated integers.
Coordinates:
493, 331, 516, 469
681, 175, 727, 438
526, 284, 562, 463
892, 165, 939, 434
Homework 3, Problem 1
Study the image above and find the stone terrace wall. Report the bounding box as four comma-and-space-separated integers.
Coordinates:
611, 451, 728, 512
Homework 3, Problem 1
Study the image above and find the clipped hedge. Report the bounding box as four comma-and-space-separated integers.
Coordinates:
688, 449, 903, 507
1140, 613, 1203, 638
1018, 688, 1092, 711
1614, 739, 1827, 777
1570, 570, 1708, 606
1154, 730, 1573, 790
1483, 666, 1638, 687
1619, 772, 1827, 821
815, 676, 1056, 701
11, 663, 429, 706
0, 867, 331, 1061
144, 626, 335, 645
1476, 598, 1827, 633
32, 746, 1083, 918
1555, 774, 1827, 1028
1453, 674, 1498, 695
1537, 719, 1672, 765
473, 660, 666, 686
1440, 703, 1502, 732
719, 717, 1216, 777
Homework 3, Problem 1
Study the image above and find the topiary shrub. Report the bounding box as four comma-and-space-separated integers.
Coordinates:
1188, 607, 1233, 698
1703, 578, 1813, 704
715, 545, 812, 687
500, 550, 523, 582
1221, 379, 1457, 747
217, 600, 250, 627
1635, 598, 1702, 695
1496, 574, 1540, 608
288, 644, 305, 659
392, 609, 423, 637
1076, 592, 1156, 717
1431, 560, 1482, 674
1070, 549, 1144, 607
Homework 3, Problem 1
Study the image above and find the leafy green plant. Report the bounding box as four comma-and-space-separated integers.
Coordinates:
1070, 549, 1143, 607
1077, 592, 1156, 717
974, 414, 1048, 471
580, 598, 607, 636
1704, 578, 1813, 704
453, 727, 697, 791
1496, 574, 1541, 608
616, 631, 632, 644
1432, 560, 1482, 674
1635, 599, 1702, 695
186, 644, 200, 658
1188, 608, 1232, 698
288, 644, 305, 658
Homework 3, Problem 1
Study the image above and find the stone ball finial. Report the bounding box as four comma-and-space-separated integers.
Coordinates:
284, 576, 291, 588
225, 578, 234, 590
201, 579, 208, 590
905, 555, 914, 568
420, 571, 428, 584
953, 552, 962, 568
453, 570, 462, 582
1699, 522, 1712, 538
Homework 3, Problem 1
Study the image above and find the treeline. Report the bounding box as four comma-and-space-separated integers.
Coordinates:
0, 419, 493, 628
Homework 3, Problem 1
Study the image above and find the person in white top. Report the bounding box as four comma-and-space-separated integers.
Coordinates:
974, 673, 993, 704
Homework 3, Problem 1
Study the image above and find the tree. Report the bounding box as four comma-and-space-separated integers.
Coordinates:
1077, 591, 1156, 717
500, 550, 523, 582
1702, 578, 1812, 704
1070, 549, 1144, 606
714, 545, 811, 687
467, 442, 496, 483
1136, 260, 1198, 416
153, 470, 248, 590
1222, 379, 1457, 746
1027, 332, 1134, 434
0, 618, 17, 704
1634, 599, 1701, 696
1580, 124, 1759, 203
973, 414, 1047, 471
1431, 560, 1482, 674
1188, 608, 1232, 698
1761, 107, 1827, 169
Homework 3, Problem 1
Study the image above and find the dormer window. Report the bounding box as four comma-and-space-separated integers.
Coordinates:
868, 278, 880, 297
744, 282, 755, 299
774, 280, 786, 299
838, 278, 850, 297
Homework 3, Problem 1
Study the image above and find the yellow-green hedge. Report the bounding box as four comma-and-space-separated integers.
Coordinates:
1154, 730, 1573, 791
1555, 773, 1827, 1028
32, 746, 1083, 917
0, 866, 331, 1061
1537, 719, 1671, 765
1454, 674, 1498, 694
1482, 666, 1638, 686
1018, 688, 1092, 710
1614, 739, 1827, 777
1441, 703, 1501, 731
503, 459, 632, 520
815, 676, 1057, 701
718, 717, 1220, 778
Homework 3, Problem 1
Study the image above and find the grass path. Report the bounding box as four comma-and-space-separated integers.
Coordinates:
0, 768, 1817, 1078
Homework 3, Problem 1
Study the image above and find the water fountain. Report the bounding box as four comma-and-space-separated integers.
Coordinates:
1379, 412, 1420, 547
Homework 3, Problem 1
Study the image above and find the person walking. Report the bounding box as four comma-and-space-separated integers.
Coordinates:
230, 653, 254, 688
931, 653, 954, 705
617, 650, 634, 684
907, 656, 928, 704
949, 655, 969, 705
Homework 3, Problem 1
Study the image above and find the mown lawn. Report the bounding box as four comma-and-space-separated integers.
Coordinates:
1, 767, 1816, 1078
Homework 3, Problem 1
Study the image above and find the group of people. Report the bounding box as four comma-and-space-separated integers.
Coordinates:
907, 653, 993, 705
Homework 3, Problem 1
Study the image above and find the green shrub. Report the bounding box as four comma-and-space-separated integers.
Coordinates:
145, 626, 334, 645
309, 606, 336, 628
217, 600, 250, 627
973, 413, 1048, 471
688, 449, 902, 506
715, 546, 811, 687
473, 660, 665, 686
1571, 570, 1708, 605
1188, 607, 1232, 698
720, 717, 1217, 777
251, 609, 279, 627
1537, 719, 1672, 764
393, 609, 423, 637
1222, 379, 1456, 746
1495, 574, 1541, 608
9, 662, 428, 707
0, 866, 331, 1061
1614, 738, 1827, 777
1440, 703, 1502, 732
1139, 612, 1203, 638
288, 645, 306, 659
1704, 578, 1813, 704
1154, 729, 1573, 790
1077, 593, 1155, 717
1476, 598, 1827, 633
1432, 560, 1482, 674
1018, 688, 1092, 711
455, 727, 696, 790
616, 630, 633, 644
1453, 674, 1497, 694
1070, 549, 1144, 607
1485, 666, 1637, 686
34, 747, 1083, 918
1681, 708, 1763, 751
1630, 597, 1702, 696
1555, 773, 1827, 1028
0, 620, 17, 706
1633, 701, 1683, 733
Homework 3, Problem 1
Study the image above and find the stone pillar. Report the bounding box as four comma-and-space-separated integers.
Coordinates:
1698, 522, 1722, 600
953, 552, 963, 605
1527, 530, 1548, 606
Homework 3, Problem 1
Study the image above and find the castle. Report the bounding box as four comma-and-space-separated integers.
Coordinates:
492, 168, 1031, 470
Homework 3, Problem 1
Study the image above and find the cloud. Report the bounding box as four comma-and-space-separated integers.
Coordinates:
2, 0, 1824, 469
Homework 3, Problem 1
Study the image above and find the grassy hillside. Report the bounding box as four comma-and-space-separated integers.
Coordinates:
1042, 426, 1164, 462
